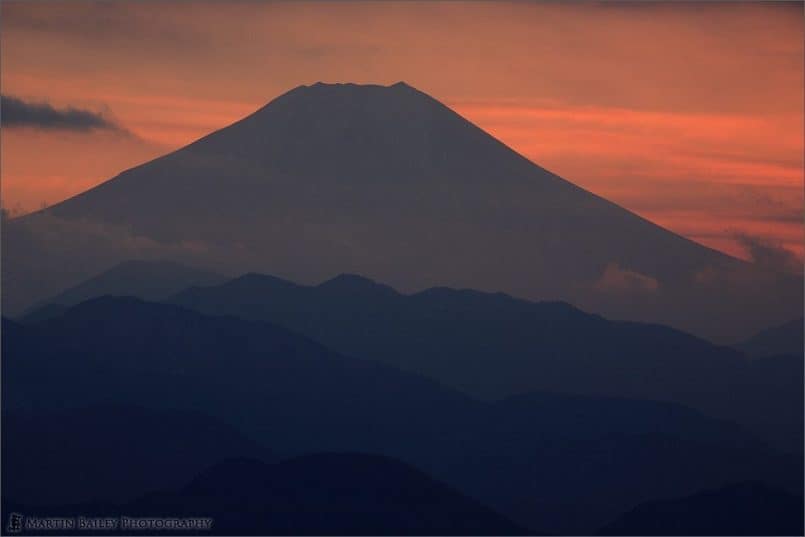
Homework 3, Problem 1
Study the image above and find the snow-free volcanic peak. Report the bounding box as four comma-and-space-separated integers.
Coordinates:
5, 82, 801, 341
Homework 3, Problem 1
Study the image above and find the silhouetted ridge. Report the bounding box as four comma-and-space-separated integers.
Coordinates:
18, 259, 224, 321
317, 273, 400, 297
3, 404, 273, 505
183, 75, 523, 186
183, 457, 272, 495
734, 317, 803, 358
2, 316, 22, 332
169, 270, 803, 453
64, 295, 166, 316
223, 272, 304, 293
308, 81, 414, 91
5, 297, 801, 534
409, 286, 584, 320
19, 302, 68, 323
598, 481, 804, 535
63, 295, 147, 316
185, 453, 455, 495
4, 454, 532, 535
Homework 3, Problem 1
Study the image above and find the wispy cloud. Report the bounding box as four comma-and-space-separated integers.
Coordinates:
594, 262, 659, 294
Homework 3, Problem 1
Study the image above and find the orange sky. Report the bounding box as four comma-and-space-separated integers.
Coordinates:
2, 1, 802, 261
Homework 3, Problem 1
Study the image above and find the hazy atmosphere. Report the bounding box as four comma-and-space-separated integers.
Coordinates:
2, 3, 803, 536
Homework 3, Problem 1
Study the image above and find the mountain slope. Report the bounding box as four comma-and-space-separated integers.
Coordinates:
2, 405, 274, 505
20, 260, 224, 321
4, 299, 801, 534
598, 482, 804, 536
169, 272, 803, 453
3, 455, 531, 535
4, 82, 800, 341
733, 317, 803, 358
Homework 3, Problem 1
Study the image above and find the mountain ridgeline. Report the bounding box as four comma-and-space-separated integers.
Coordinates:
598, 482, 804, 536
4, 296, 802, 534
734, 317, 804, 358
20, 260, 225, 321
4, 80, 803, 536
3, 82, 801, 341
3, 454, 530, 536
167, 270, 803, 453
22, 262, 804, 453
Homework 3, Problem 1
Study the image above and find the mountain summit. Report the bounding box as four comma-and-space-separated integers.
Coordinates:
4, 82, 800, 340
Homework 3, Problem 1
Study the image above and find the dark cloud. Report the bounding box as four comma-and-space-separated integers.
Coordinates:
1, 94, 123, 132
735, 233, 803, 275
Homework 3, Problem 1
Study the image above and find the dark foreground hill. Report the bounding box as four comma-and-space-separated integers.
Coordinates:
169, 271, 804, 453
3, 454, 529, 535
4, 299, 801, 534
2, 405, 274, 505
4, 82, 800, 342
598, 481, 805, 536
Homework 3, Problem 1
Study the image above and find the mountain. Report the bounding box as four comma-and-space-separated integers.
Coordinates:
2, 405, 274, 505
3, 82, 800, 341
598, 481, 804, 536
169, 272, 804, 453
3, 455, 530, 535
733, 317, 803, 358
4, 298, 801, 534
20, 260, 224, 321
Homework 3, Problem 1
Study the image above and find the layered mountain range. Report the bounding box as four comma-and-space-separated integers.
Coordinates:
4, 81, 802, 535
4, 297, 801, 534
4, 82, 800, 341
